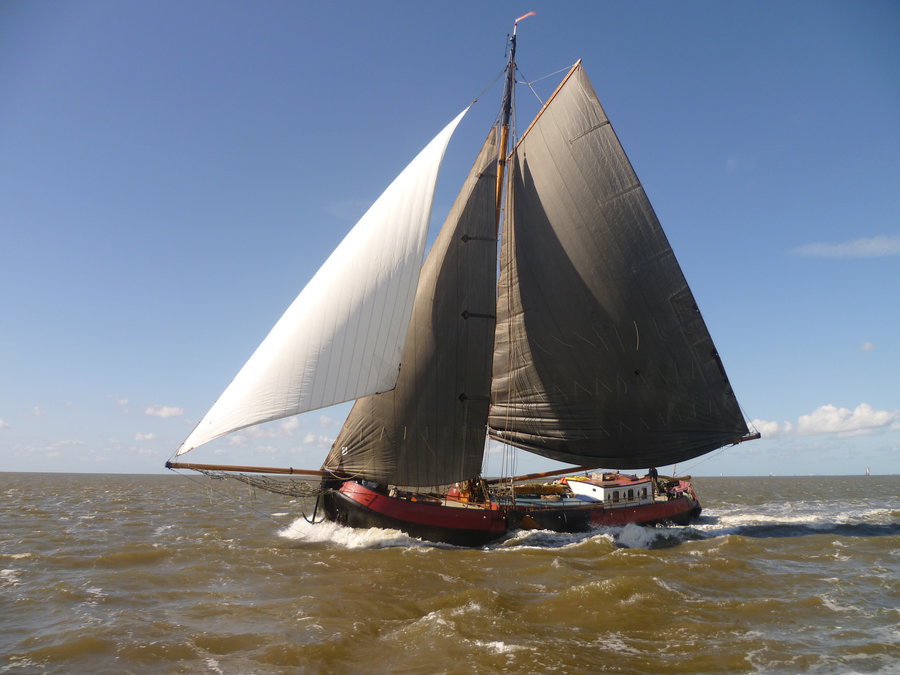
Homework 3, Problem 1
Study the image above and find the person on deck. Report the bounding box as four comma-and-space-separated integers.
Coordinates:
647, 467, 659, 494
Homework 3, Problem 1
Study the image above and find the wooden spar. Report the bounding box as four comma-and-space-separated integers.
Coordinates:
495, 124, 509, 224
484, 465, 597, 485
731, 432, 762, 445
166, 461, 327, 477
494, 26, 517, 226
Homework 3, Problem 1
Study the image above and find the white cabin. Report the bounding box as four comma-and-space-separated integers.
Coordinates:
567, 477, 655, 507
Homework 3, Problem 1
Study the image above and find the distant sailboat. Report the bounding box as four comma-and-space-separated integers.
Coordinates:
168, 17, 758, 546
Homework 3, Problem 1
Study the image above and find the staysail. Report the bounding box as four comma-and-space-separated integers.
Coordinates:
322, 129, 500, 486
489, 64, 748, 468
176, 109, 468, 456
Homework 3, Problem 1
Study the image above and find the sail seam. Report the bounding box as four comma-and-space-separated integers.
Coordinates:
569, 120, 610, 143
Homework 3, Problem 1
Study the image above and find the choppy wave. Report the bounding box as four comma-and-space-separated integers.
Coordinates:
3, 472, 898, 675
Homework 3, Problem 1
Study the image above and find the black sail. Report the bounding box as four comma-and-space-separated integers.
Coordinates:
323, 130, 499, 486
489, 65, 748, 468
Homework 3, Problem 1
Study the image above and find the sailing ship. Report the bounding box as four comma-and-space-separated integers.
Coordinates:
167, 18, 758, 546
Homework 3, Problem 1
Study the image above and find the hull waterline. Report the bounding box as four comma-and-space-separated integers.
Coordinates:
322, 480, 702, 546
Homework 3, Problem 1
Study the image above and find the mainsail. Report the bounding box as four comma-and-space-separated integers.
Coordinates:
322, 129, 500, 486
489, 64, 748, 468
176, 109, 468, 456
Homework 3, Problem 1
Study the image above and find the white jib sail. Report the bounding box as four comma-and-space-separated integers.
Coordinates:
177, 109, 469, 455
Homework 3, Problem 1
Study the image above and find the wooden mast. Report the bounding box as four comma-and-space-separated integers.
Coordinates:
494, 12, 534, 225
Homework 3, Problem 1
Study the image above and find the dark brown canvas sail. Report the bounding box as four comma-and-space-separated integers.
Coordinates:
489, 65, 748, 468
322, 130, 499, 486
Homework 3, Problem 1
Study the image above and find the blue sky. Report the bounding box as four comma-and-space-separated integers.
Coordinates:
1, 1, 897, 477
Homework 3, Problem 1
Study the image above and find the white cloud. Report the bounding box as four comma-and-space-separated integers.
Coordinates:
302, 433, 333, 448
106, 395, 129, 413
31, 406, 42, 418
797, 403, 897, 437
246, 418, 300, 439
751, 419, 793, 438
145, 405, 184, 418
319, 415, 333, 426
861, 342, 874, 352
0, 419, 8, 429
134, 432, 156, 441
754, 403, 898, 439
485, 439, 506, 455
793, 235, 900, 258
48, 439, 86, 451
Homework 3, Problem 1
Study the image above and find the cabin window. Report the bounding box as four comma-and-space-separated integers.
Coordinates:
628, 489, 634, 501
641, 487, 648, 499
612, 491, 619, 503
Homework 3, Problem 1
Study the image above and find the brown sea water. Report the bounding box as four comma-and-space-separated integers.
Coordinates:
2, 472, 897, 674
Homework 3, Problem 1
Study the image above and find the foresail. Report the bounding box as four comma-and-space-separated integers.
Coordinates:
489, 65, 748, 469
177, 109, 468, 456
322, 129, 499, 486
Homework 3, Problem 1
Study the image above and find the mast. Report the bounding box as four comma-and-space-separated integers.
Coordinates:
495, 12, 534, 225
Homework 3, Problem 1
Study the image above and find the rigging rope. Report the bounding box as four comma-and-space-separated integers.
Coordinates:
517, 65, 576, 107
201, 470, 324, 498
168, 467, 325, 530
472, 66, 507, 113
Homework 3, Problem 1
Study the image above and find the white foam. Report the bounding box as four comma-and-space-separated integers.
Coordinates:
498, 528, 605, 550
0, 569, 21, 587
411, 609, 450, 629
152, 524, 173, 537
277, 516, 425, 549
691, 495, 900, 542
820, 594, 854, 614
615, 523, 663, 549
592, 633, 643, 655
499, 524, 692, 550
448, 600, 483, 616
469, 639, 526, 654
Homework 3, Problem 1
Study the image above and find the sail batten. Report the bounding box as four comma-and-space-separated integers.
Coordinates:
176, 109, 469, 456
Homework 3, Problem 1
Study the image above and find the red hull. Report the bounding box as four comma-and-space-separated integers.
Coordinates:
323, 481, 508, 547
323, 480, 701, 546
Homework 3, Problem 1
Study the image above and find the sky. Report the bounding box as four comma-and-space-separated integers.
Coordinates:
1, 0, 897, 477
